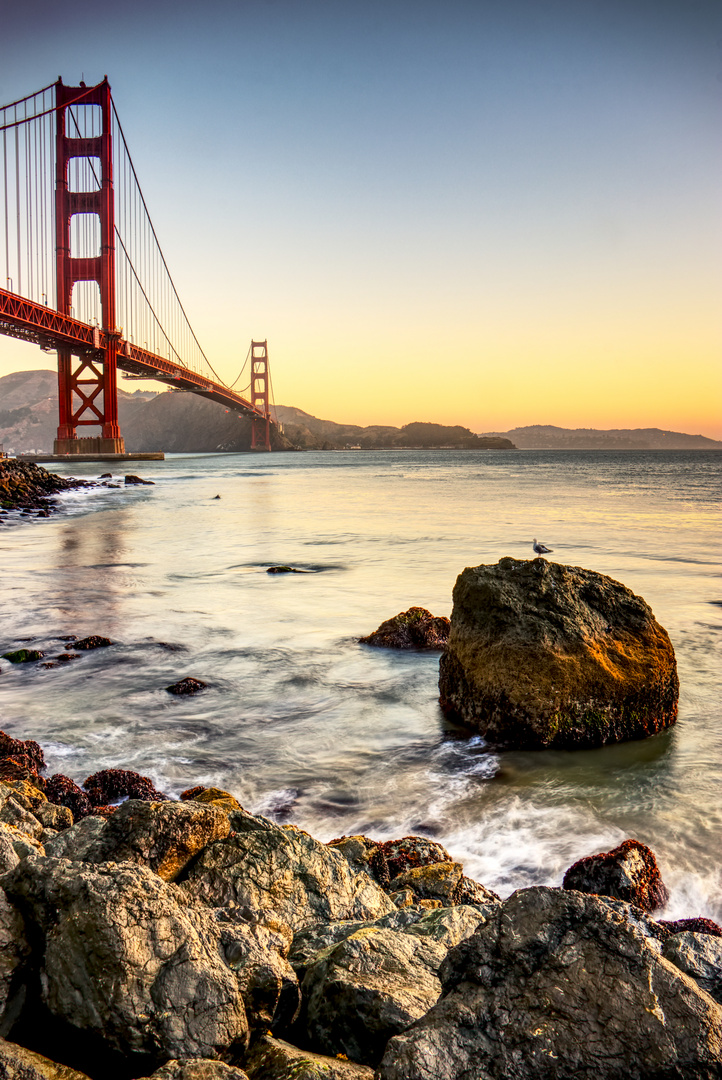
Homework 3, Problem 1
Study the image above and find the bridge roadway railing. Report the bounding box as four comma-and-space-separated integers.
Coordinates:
0, 286, 269, 423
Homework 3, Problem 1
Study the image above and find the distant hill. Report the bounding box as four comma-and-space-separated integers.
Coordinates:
483, 425, 722, 450
2, 369, 719, 453
273, 407, 514, 449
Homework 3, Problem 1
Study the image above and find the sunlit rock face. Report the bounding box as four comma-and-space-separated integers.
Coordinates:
439, 558, 678, 749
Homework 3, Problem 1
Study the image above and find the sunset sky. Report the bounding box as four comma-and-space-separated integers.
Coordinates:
1, 0, 720, 437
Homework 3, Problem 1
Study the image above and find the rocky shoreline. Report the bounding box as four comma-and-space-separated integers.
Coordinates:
0, 728, 720, 1080
0, 459, 153, 521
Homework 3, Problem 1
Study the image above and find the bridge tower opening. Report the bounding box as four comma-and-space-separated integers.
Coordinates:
54, 77, 125, 455
250, 340, 272, 452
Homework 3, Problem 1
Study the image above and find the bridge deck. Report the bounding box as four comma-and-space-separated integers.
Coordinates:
0, 287, 267, 422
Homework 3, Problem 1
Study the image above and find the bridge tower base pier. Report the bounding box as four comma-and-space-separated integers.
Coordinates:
250, 340, 272, 452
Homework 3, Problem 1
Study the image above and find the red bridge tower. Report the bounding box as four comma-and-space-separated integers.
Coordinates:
54, 77, 124, 455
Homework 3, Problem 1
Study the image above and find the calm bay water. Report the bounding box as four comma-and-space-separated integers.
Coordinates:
1, 449, 720, 919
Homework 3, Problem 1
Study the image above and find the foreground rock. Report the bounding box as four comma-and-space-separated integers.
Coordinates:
78, 798, 231, 881
299, 906, 491, 1066
360, 607, 450, 650
3, 858, 249, 1063
378, 886, 722, 1079
439, 557, 679, 748
0, 1037, 92, 1078
246, 1034, 373, 1078
563, 838, 669, 912
182, 814, 395, 931
145, 1062, 249, 1080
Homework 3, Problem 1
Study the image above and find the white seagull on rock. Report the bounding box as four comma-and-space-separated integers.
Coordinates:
532, 538, 553, 556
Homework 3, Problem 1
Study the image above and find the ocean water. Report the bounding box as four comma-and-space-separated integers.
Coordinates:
0, 449, 720, 920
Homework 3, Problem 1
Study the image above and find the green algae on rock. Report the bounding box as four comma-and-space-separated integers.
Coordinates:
438, 557, 679, 749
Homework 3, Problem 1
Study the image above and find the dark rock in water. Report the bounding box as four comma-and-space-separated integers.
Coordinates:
439, 557, 679, 748
377, 886, 722, 1080
360, 607, 450, 650
660, 916, 722, 937
82, 767, 168, 806
44, 774, 93, 820
380, 836, 453, 880
246, 1034, 373, 1079
99, 472, 112, 479
266, 565, 308, 574
562, 839, 669, 912
213, 494, 221, 499
68, 636, 112, 651
0, 731, 45, 774
1, 648, 44, 663
54, 652, 78, 663
166, 677, 207, 696
58, 635, 77, 641
0, 757, 39, 783
124, 474, 154, 485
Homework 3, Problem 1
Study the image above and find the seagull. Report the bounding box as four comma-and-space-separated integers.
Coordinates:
533, 538, 553, 556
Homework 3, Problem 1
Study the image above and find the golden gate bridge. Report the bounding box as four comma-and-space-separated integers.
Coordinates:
0, 77, 276, 455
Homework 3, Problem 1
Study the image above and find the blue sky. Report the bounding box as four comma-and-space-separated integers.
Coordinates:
1, 0, 720, 434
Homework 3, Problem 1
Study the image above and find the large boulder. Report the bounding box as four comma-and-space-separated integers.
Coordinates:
79, 799, 231, 881
299, 906, 491, 1067
562, 839, 669, 912
378, 886, 722, 1079
438, 558, 679, 748
181, 813, 395, 931
2, 857, 249, 1063
301, 926, 447, 1066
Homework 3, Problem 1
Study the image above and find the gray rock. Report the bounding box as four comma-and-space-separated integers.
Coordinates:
3, 857, 249, 1062
439, 558, 679, 748
182, 816, 395, 931
214, 910, 300, 1031
34, 804, 73, 832
664, 931, 722, 1004
43, 816, 107, 860
0, 1037, 92, 1078
378, 886, 722, 1079
289, 904, 492, 982
245, 1034, 374, 1079
0, 889, 30, 1036
0, 799, 43, 841
301, 926, 447, 1065
0, 826, 20, 875
81, 798, 231, 881
387, 862, 464, 905
144, 1061, 250, 1080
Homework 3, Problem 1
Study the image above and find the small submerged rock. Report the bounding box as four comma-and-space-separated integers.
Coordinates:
67, 636, 112, 651
360, 607, 450, 650
562, 838, 669, 913
266, 565, 309, 574
124, 474, 154, 485
1, 648, 44, 663
166, 677, 207, 696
